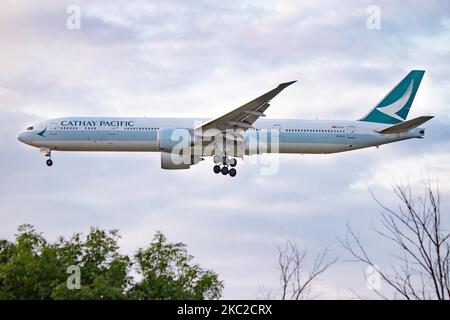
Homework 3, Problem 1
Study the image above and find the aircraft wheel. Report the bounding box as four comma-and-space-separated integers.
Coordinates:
229, 168, 237, 177
213, 155, 221, 164
221, 166, 229, 175
229, 158, 237, 167
46, 159, 53, 167
213, 165, 221, 174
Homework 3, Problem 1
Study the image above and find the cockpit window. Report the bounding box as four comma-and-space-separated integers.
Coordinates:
26, 126, 33, 130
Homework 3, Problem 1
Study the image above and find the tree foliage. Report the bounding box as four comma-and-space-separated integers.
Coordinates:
130, 232, 222, 300
0, 225, 223, 300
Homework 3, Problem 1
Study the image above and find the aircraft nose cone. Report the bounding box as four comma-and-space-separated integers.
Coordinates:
17, 132, 28, 144
17, 133, 24, 142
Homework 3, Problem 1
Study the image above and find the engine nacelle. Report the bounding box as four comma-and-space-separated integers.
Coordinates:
158, 128, 202, 169
158, 128, 194, 152
160, 152, 202, 170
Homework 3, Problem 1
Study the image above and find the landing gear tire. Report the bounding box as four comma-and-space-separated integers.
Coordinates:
213, 155, 222, 164
213, 165, 221, 174
229, 158, 237, 167
229, 168, 237, 177
221, 166, 229, 175
46, 159, 53, 167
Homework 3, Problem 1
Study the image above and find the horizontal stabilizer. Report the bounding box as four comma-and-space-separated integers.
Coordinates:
376, 116, 434, 134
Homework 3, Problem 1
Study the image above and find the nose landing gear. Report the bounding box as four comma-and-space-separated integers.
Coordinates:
40, 148, 53, 167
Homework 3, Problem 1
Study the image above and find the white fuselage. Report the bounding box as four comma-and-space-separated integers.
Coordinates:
17, 117, 424, 155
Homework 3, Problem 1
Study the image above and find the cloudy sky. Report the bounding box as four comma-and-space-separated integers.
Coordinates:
1, 0, 449, 299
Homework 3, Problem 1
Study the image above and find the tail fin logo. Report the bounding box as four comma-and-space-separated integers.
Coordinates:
376, 79, 414, 122
359, 70, 424, 124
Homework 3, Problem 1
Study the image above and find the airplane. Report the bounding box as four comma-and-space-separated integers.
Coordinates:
17, 70, 433, 177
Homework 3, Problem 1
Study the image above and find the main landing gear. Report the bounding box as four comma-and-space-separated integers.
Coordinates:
213, 155, 237, 177
41, 148, 53, 167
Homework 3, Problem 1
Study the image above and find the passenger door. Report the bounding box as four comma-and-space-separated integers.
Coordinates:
49, 123, 58, 135
347, 126, 355, 139
108, 126, 118, 136
273, 124, 281, 138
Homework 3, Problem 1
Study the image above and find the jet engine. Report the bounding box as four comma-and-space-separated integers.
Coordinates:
158, 128, 202, 169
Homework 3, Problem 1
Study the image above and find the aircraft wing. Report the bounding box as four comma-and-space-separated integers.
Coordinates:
194, 81, 296, 133
376, 116, 434, 134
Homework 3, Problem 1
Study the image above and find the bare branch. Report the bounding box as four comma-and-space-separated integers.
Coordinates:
277, 241, 337, 300
342, 181, 450, 300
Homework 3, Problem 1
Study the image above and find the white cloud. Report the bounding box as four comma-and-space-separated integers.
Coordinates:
350, 148, 450, 191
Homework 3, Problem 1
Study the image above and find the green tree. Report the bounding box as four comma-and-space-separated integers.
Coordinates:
0, 225, 223, 300
130, 231, 223, 300
50, 228, 131, 299
0, 224, 62, 299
